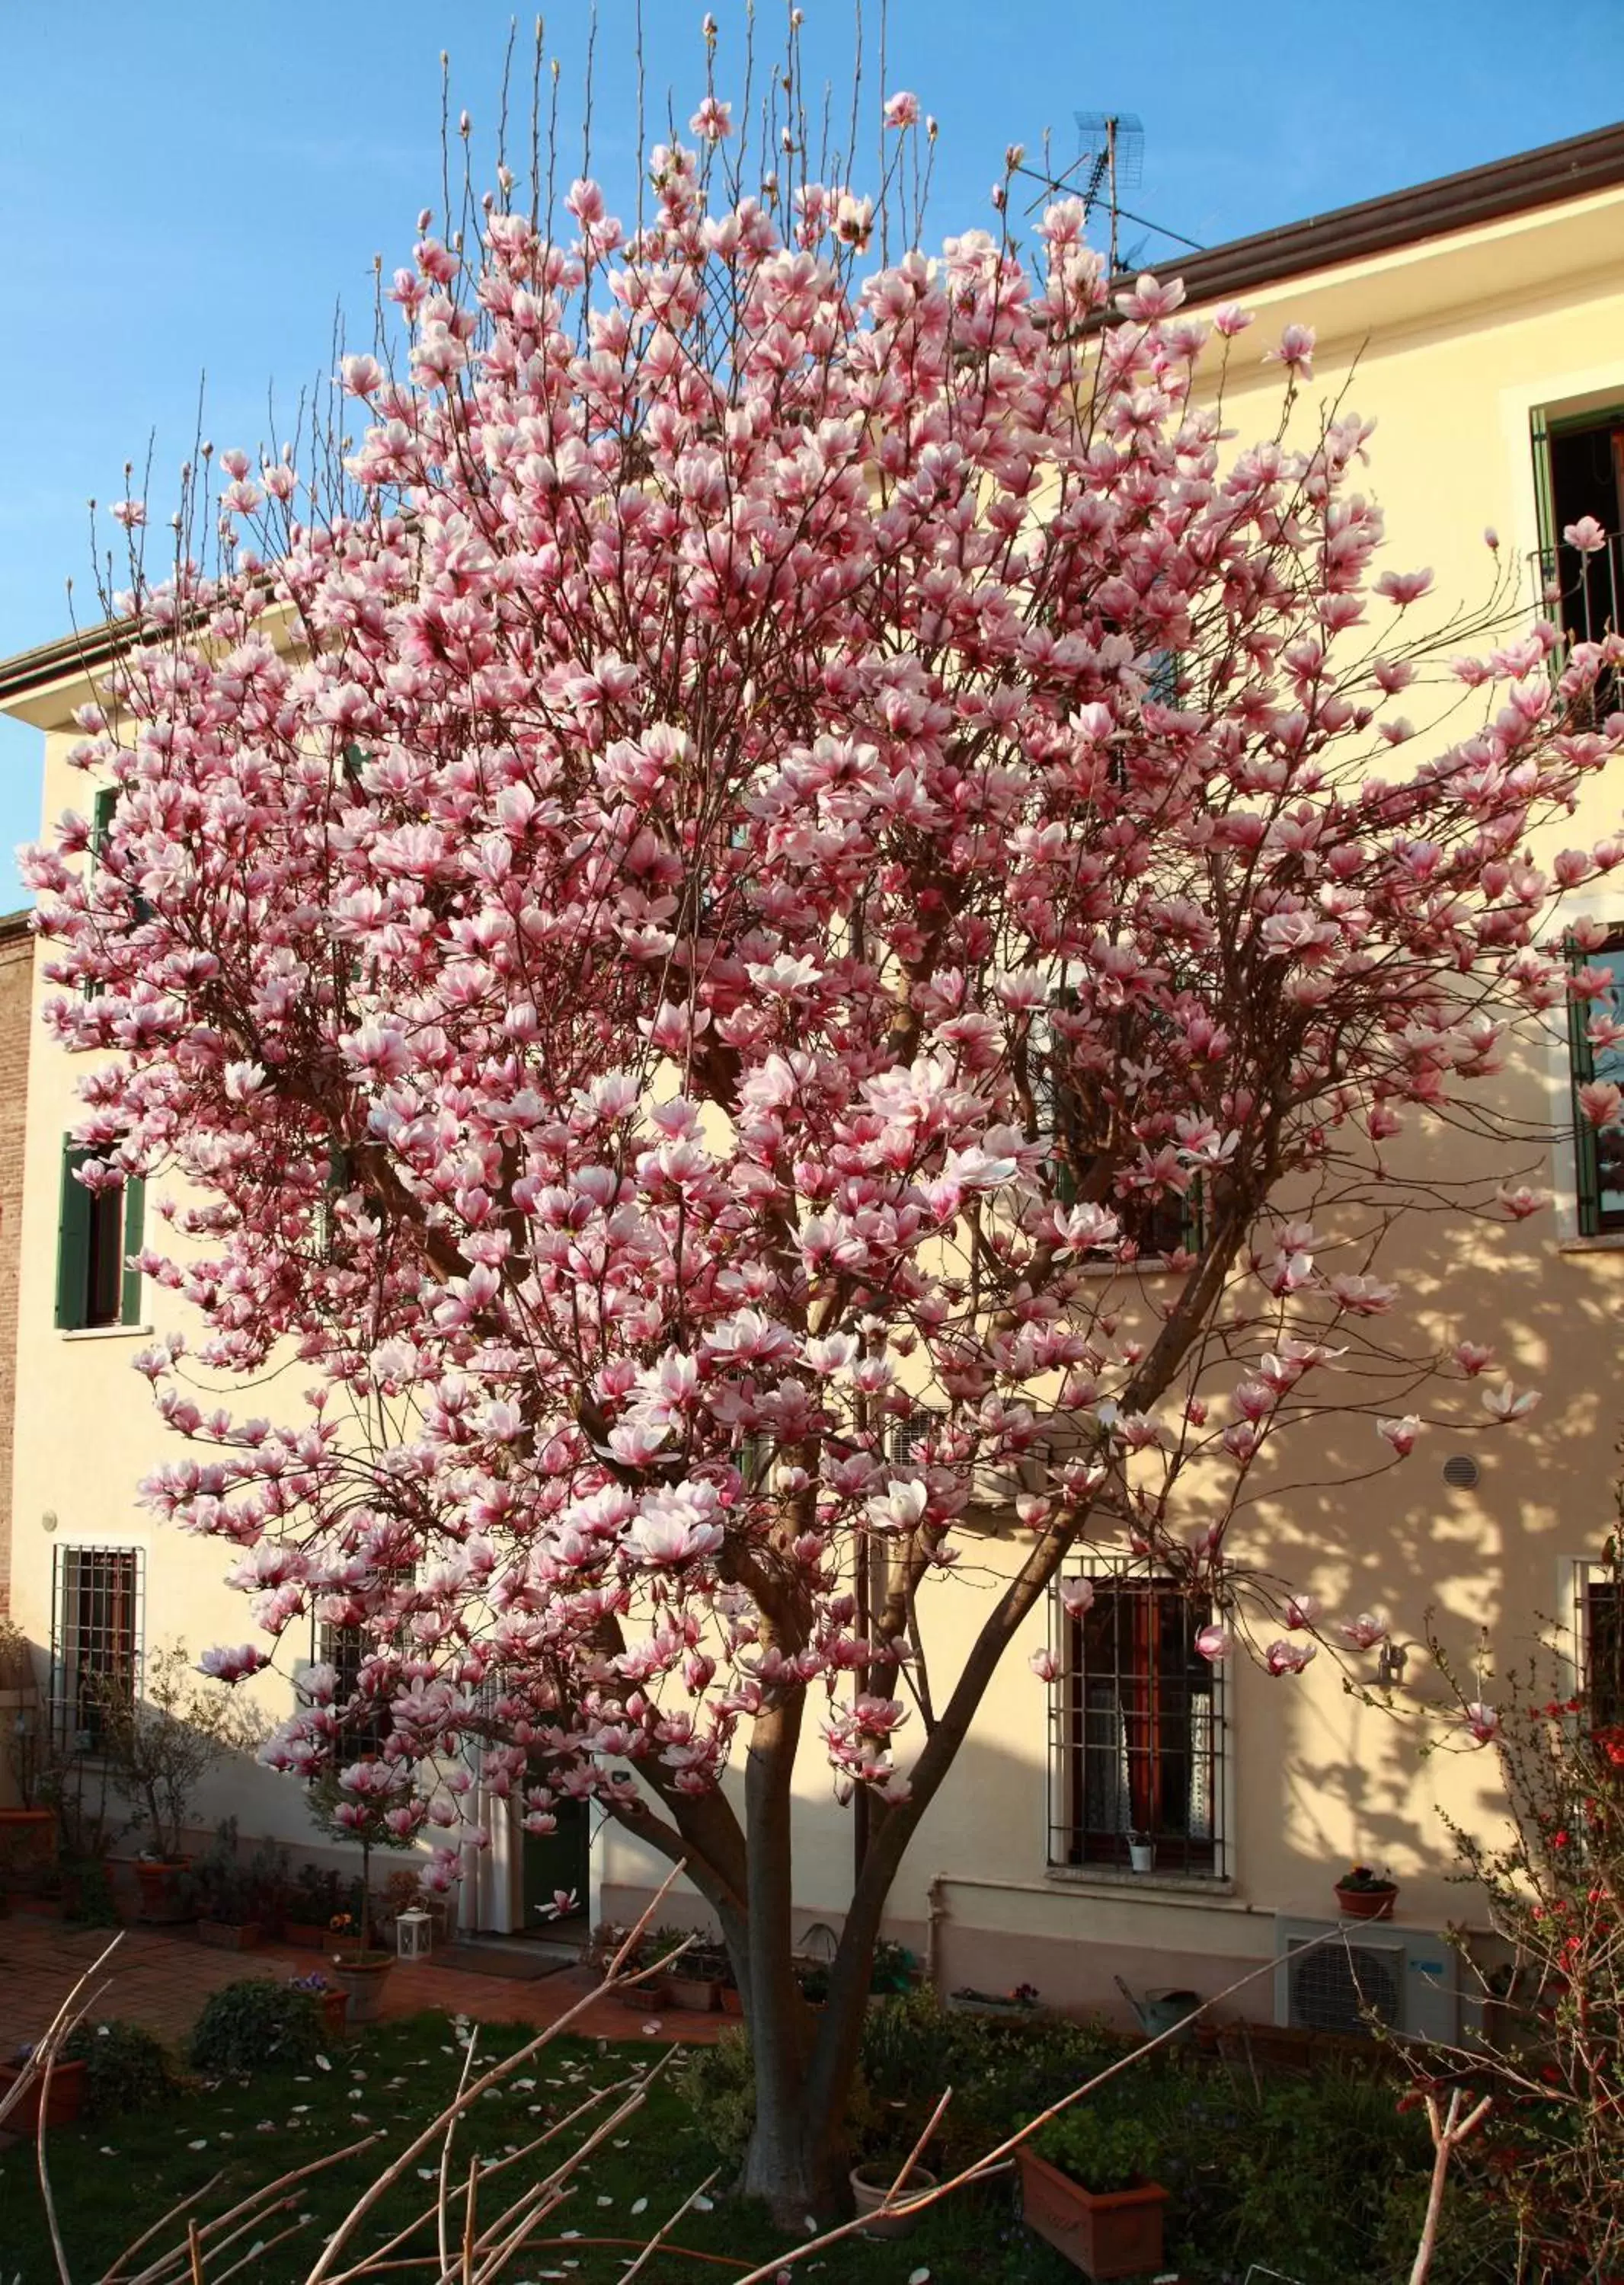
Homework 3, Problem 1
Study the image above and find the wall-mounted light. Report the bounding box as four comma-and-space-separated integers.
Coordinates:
1377, 1641, 1408, 1689
40, 1510, 56, 1534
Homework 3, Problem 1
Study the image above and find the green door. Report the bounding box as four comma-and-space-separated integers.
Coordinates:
520, 1795, 590, 1932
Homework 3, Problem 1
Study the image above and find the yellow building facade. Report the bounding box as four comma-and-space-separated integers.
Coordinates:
2, 122, 1622, 2032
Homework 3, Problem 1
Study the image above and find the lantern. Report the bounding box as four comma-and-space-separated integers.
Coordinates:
395, 1906, 433, 1962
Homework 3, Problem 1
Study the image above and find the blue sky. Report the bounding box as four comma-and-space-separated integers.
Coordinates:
2, 0, 1620, 907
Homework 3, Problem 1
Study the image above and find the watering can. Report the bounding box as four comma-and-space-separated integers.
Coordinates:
1114, 1974, 1202, 2042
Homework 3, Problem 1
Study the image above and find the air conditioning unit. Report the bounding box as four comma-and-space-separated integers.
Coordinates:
1274, 1916, 1457, 2044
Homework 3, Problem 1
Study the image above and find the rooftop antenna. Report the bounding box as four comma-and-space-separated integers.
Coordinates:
1074, 110, 1144, 277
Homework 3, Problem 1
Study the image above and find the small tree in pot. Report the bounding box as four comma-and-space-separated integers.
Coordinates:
309, 1759, 424, 2022
100, 1644, 261, 1922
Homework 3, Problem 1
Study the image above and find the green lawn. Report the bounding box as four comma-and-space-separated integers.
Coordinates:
0, 2013, 1079, 2285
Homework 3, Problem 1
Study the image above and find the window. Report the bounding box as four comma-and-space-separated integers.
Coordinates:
315, 1619, 391, 1751
56, 1141, 144, 1329
1565, 932, 1624, 1238
1578, 1561, 1624, 1730
1030, 1002, 1200, 1261
1050, 1565, 1225, 1877
52, 1545, 142, 1745
1531, 401, 1622, 717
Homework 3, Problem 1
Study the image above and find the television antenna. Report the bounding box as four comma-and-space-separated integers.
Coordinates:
1074, 111, 1143, 276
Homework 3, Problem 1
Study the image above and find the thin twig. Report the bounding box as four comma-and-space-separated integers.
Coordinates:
615, 2168, 721, 2285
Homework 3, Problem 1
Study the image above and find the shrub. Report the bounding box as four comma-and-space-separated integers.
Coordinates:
678, 2028, 757, 2165
1033, 2108, 1162, 2194
188, 1978, 323, 2076
62, 2019, 184, 2119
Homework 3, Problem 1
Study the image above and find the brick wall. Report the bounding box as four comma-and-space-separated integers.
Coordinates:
0, 910, 34, 1615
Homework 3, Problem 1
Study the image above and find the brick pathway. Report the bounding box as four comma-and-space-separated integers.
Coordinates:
0, 1915, 730, 2054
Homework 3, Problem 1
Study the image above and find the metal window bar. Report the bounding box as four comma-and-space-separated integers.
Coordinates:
315, 1618, 392, 1753
51, 1545, 142, 1747
1047, 1558, 1227, 1878
1527, 528, 1623, 724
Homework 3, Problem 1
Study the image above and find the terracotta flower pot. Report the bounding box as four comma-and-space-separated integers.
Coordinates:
197, 1919, 263, 1951
665, 1973, 720, 2013
318, 1989, 350, 2041
1017, 2146, 1168, 2280
718, 1985, 743, 2018
280, 1919, 332, 1950
331, 1954, 393, 2024
851, 2162, 936, 2239
0, 2058, 88, 2133
1335, 1882, 1398, 1921
134, 1858, 193, 1925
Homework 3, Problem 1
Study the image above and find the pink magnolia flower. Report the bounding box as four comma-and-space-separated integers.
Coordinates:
1564, 516, 1608, 554
1265, 1638, 1317, 1675
1028, 1647, 1060, 1683
1194, 1624, 1232, 1663
110, 499, 146, 529
1377, 1415, 1421, 1458
1267, 323, 1316, 379
1339, 1612, 1388, 1651
1578, 1080, 1623, 1129
884, 91, 920, 129
1464, 1701, 1501, 1746
1453, 1341, 1495, 1376
1376, 568, 1434, 606
1058, 1577, 1096, 1621
1482, 1382, 1540, 1424
1284, 1594, 1322, 1631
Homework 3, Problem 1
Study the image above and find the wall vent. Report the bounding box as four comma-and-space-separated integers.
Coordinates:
1442, 1455, 1480, 1490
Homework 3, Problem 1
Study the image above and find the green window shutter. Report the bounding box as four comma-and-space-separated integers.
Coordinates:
1530, 407, 1557, 582
55, 1143, 92, 1329
91, 786, 117, 859
120, 1175, 145, 1326
1566, 935, 1603, 1238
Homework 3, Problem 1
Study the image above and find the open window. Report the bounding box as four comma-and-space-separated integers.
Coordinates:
1532, 399, 1623, 715
1049, 1565, 1226, 1878
1565, 929, 1624, 1238
56, 1142, 144, 1330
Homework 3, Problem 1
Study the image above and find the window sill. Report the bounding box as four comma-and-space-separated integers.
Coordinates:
59, 1322, 153, 1341
1556, 1235, 1624, 1254
1070, 1258, 1187, 1281
1045, 1864, 1236, 1903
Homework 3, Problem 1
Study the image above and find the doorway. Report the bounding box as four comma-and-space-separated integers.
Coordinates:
519, 1794, 591, 1945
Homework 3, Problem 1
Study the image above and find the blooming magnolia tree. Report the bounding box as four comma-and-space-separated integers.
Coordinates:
24, 33, 1624, 2211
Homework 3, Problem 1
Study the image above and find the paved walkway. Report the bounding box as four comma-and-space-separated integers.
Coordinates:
0, 1915, 731, 2054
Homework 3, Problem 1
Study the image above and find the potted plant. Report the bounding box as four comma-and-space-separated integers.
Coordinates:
288, 1969, 350, 2043
658, 1926, 720, 2013
98, 1644, 261, 1923
1, 1632, 59, 1899
1127, 1830, 1155, 1875
948, 1981, 1041, 2017
1335, 1862, 1399, 1920
1018, 2111, 1168, 2280
283, 1861, 352, 1947
188, 1818, 265, 1948
38, 1722, 126, 1922
849, 2155, 939, 2239
868, 1938, 917, 1995
0, 2044, 88, 2133
310, 1758, 424, 2024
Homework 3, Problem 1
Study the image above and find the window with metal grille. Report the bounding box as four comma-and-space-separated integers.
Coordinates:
56, 1139, 144, 1330
1578, 1561, 1624, 1728
315, 1619, 392, 1752
52, 1545, 142, 1745
1049, 1564, 1226, 1878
